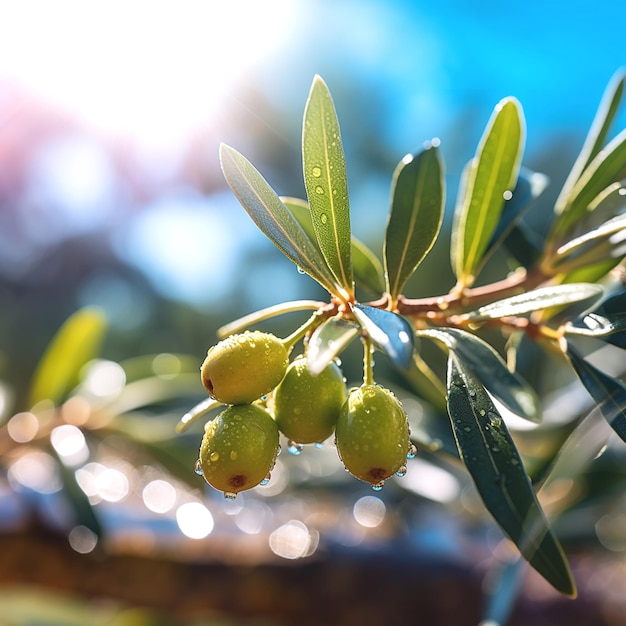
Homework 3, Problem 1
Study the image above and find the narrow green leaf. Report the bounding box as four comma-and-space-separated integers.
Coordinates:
306, 317, 360, 376
466, 284, 604, 321
217, 299, 322, 338
302, 76, 353, 298
29, 307, 107, 407
176, 397, 223, 433
446, 354, 575, 596
352, 304, 415, 369
283, 196, 385, 295
555, 70, 626, 216
452, 98, 525, 286
417, 327, 540, 422
550, 128, 626, 242
220, 144, 340, 297
565, 312, 626, 340
384, 144, 444, 301
567, 345, 626, 442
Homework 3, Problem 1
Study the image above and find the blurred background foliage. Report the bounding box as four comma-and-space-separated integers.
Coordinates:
1, 1, 626, 625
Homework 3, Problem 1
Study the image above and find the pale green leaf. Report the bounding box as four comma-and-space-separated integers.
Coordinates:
220, 144, 340, 297
452, 98, 525, 286
384, 144, 444, 301
302, 76, 353, 298
306, 316, 360, 376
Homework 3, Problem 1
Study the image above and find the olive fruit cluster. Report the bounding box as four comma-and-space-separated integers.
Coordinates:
195, 329, 413, 498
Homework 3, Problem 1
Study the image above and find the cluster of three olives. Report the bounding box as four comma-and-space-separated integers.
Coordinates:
197, 330, 411, 497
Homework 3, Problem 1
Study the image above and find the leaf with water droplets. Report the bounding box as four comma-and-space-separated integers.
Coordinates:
220, 144, 341, 298
451, 97, 525, 287
446, 353, 575, 597
306, 316, 360, 376
417, 327, 540, 423
384, 144, 444, 302
566, 344, 626, 443
352, 304, 415, 370
302, 76, 353, 299
282, 196, 384, 295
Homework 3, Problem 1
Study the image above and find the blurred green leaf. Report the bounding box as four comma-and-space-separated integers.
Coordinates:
466, 283, 604, 321
417, 327, 540, 422
565, 312, 626, 340
384, 144, 444, 301
446, 354, 575, 597
550, 129, 626, 243
29, 307, 107, 407
306, 316, 360, 376
220, 144, 340, 297
176, 396, 224, 433
555, 70, 626, 218
283, 197, 385, 295
451, 98, 525, 286
302, 76, 353, 298
352, 304, 415, 369
566, 345, 626, 442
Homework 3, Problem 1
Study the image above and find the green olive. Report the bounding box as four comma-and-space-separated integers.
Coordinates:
198, 403, 279, 496
272, 358, 346, 444
201, 331, 289, 405
335, 384, 409, 486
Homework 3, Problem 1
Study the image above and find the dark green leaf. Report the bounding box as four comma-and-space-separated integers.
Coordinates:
220, 144, 340, 297
29, 307, 107, 407
451, 98, 525, 287
488, 167, 549, 251
417, 327, 540, 422
384, 144, 444, 301
352, 304, 415, 369
306, 316, 360, 376
466, 283, 604, 321
283, 196, 385, 295
566, 344, 626, 442
555, 70, 626, 218
446, 354, 575, 596
302, 76, 353, 298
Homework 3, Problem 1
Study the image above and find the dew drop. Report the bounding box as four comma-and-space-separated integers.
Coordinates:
287, 440, 304, 456
314, 442, 324, 449
395, 465, 407, 478
312, 166, 322, 177
223, 492, 237, 501
210, 451, 220, 462
320, 213, 328, 224
406, 443, 417, 459
463, 427, 471, 432
503, 189, 513, 201
479, 409, 486, 416
296, 266, 306, 275
276, 444, 283, 457
293, 407, 302, 415
260, 473, 271, 486
194, 459, 204, 476
371, 481, 384, 492
230, 450, 238, 461
315, 186, 324, 195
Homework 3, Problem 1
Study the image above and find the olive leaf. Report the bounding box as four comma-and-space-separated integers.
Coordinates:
220, 144, 341, 298
417, 327, 540, 423
29, 307, 107, 407
465, 283, 604, 321
566, 344, 626, 443
352, 304, 415, 370
553, 70, 626, 225
384, 144, 444, 302
306, 316, 360, 376
451, 97, 525, 287
302, 76, 354, 299
282, 197, 385, 295
446, 354, 576, 597
176, 397, 223, 433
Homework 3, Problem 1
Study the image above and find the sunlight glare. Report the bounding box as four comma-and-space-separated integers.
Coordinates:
0, 0, 297, 145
